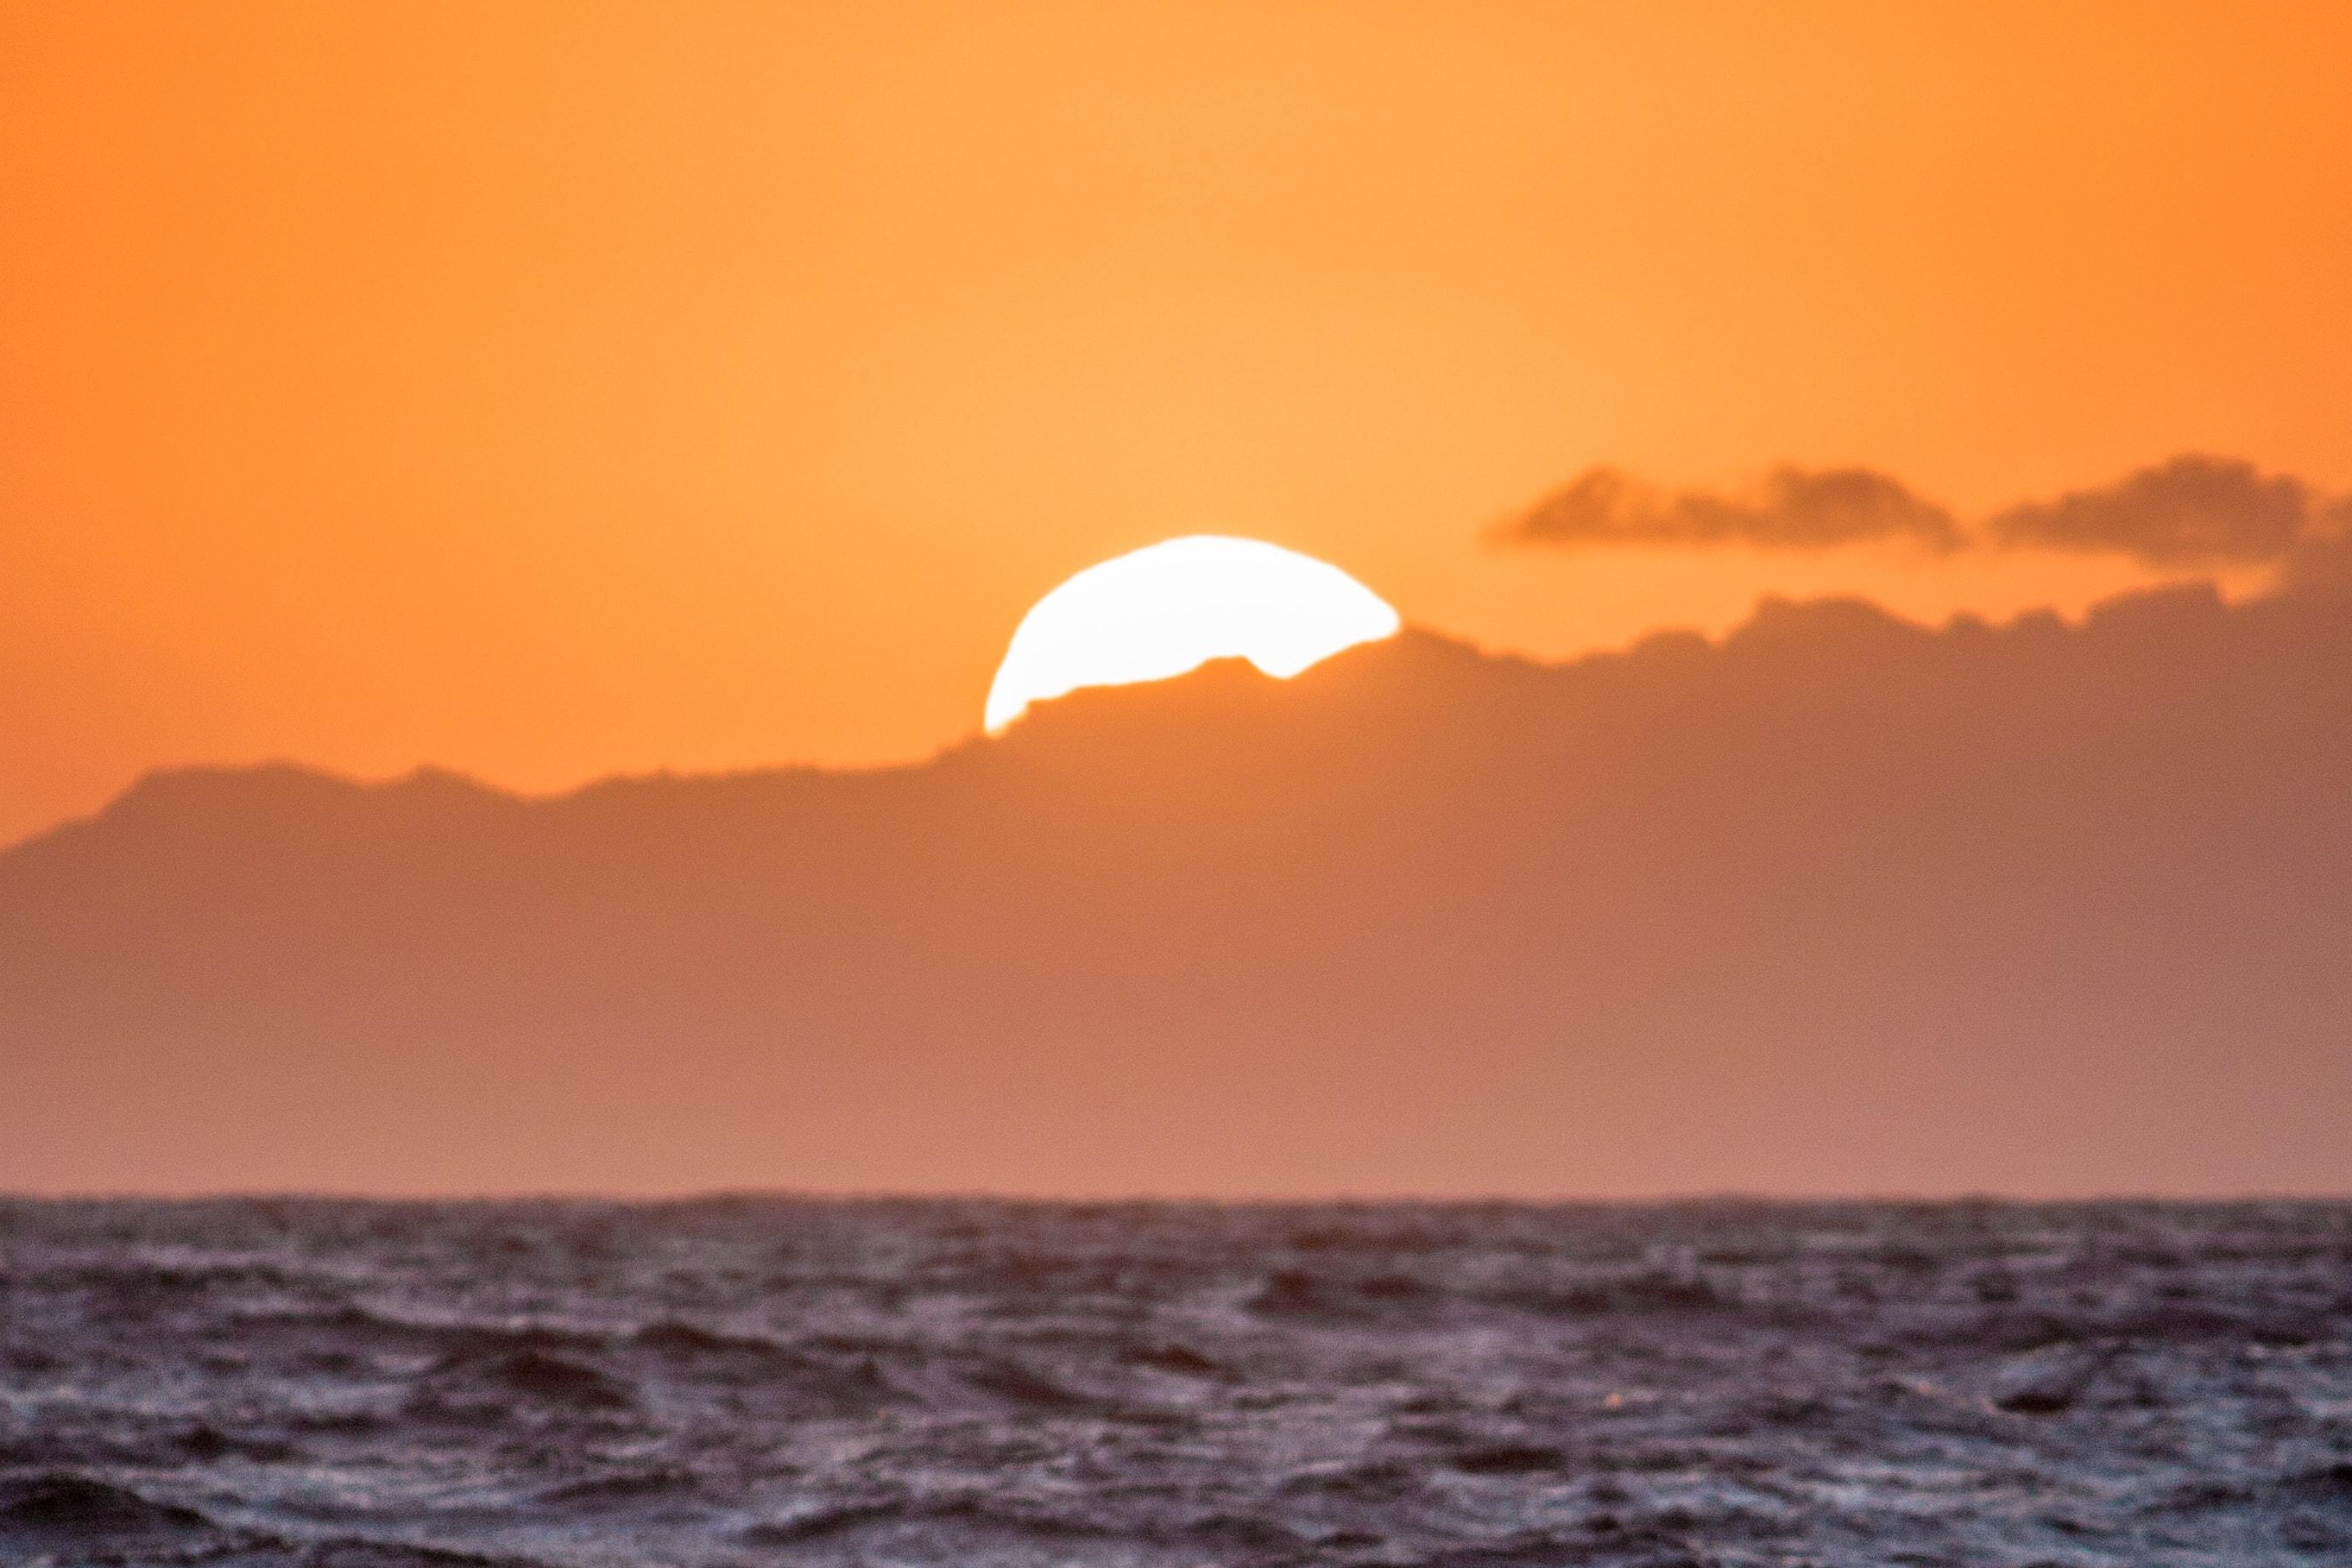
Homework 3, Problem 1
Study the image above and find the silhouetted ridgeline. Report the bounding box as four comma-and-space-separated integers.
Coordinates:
4, 579, 2349, 1194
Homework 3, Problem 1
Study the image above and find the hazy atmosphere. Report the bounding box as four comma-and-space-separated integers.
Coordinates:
8, 3, 2351, 844
5, 8, 2351, 1565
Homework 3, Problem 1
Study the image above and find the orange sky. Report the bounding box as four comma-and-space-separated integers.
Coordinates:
5, 3, 2350, 847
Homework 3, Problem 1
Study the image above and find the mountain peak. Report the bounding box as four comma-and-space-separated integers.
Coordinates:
4, 584, 2348, 1196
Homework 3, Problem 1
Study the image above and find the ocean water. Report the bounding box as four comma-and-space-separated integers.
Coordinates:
2, 1200, 2349, 1566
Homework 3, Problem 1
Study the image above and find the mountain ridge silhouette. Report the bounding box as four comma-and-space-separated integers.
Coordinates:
5, 584, 2348, 1196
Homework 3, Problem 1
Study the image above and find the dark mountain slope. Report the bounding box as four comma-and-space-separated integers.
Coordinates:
4, 582, 2348, 1195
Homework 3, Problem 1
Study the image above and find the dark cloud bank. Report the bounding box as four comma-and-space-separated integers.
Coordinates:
1500, 452, 2352, 569
5, 564, 2348, 1197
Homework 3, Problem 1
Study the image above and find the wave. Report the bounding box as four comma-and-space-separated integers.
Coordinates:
0, 1472, 213, 1544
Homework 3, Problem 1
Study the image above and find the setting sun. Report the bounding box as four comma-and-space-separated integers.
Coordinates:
982, 537, 1401, 732
8, 9, 2352, 1560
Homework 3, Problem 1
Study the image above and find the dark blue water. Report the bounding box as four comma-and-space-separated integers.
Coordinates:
3, 1199, 2350, 1565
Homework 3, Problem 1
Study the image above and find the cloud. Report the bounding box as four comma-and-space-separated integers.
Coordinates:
1497, 453, 2342, 570
1494, 465, 1963, 552
1986, 454, 2317, 565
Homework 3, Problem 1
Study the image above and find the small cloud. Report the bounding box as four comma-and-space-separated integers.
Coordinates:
1495, 452, 2345, 576
1985, 454, 2314, 566
1496, 465, 1962, 553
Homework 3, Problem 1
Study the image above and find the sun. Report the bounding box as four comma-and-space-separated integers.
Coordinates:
984, 536, 1401, 732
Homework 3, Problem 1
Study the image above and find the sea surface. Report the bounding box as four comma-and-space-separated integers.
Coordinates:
3, 1199, 2350, 1567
